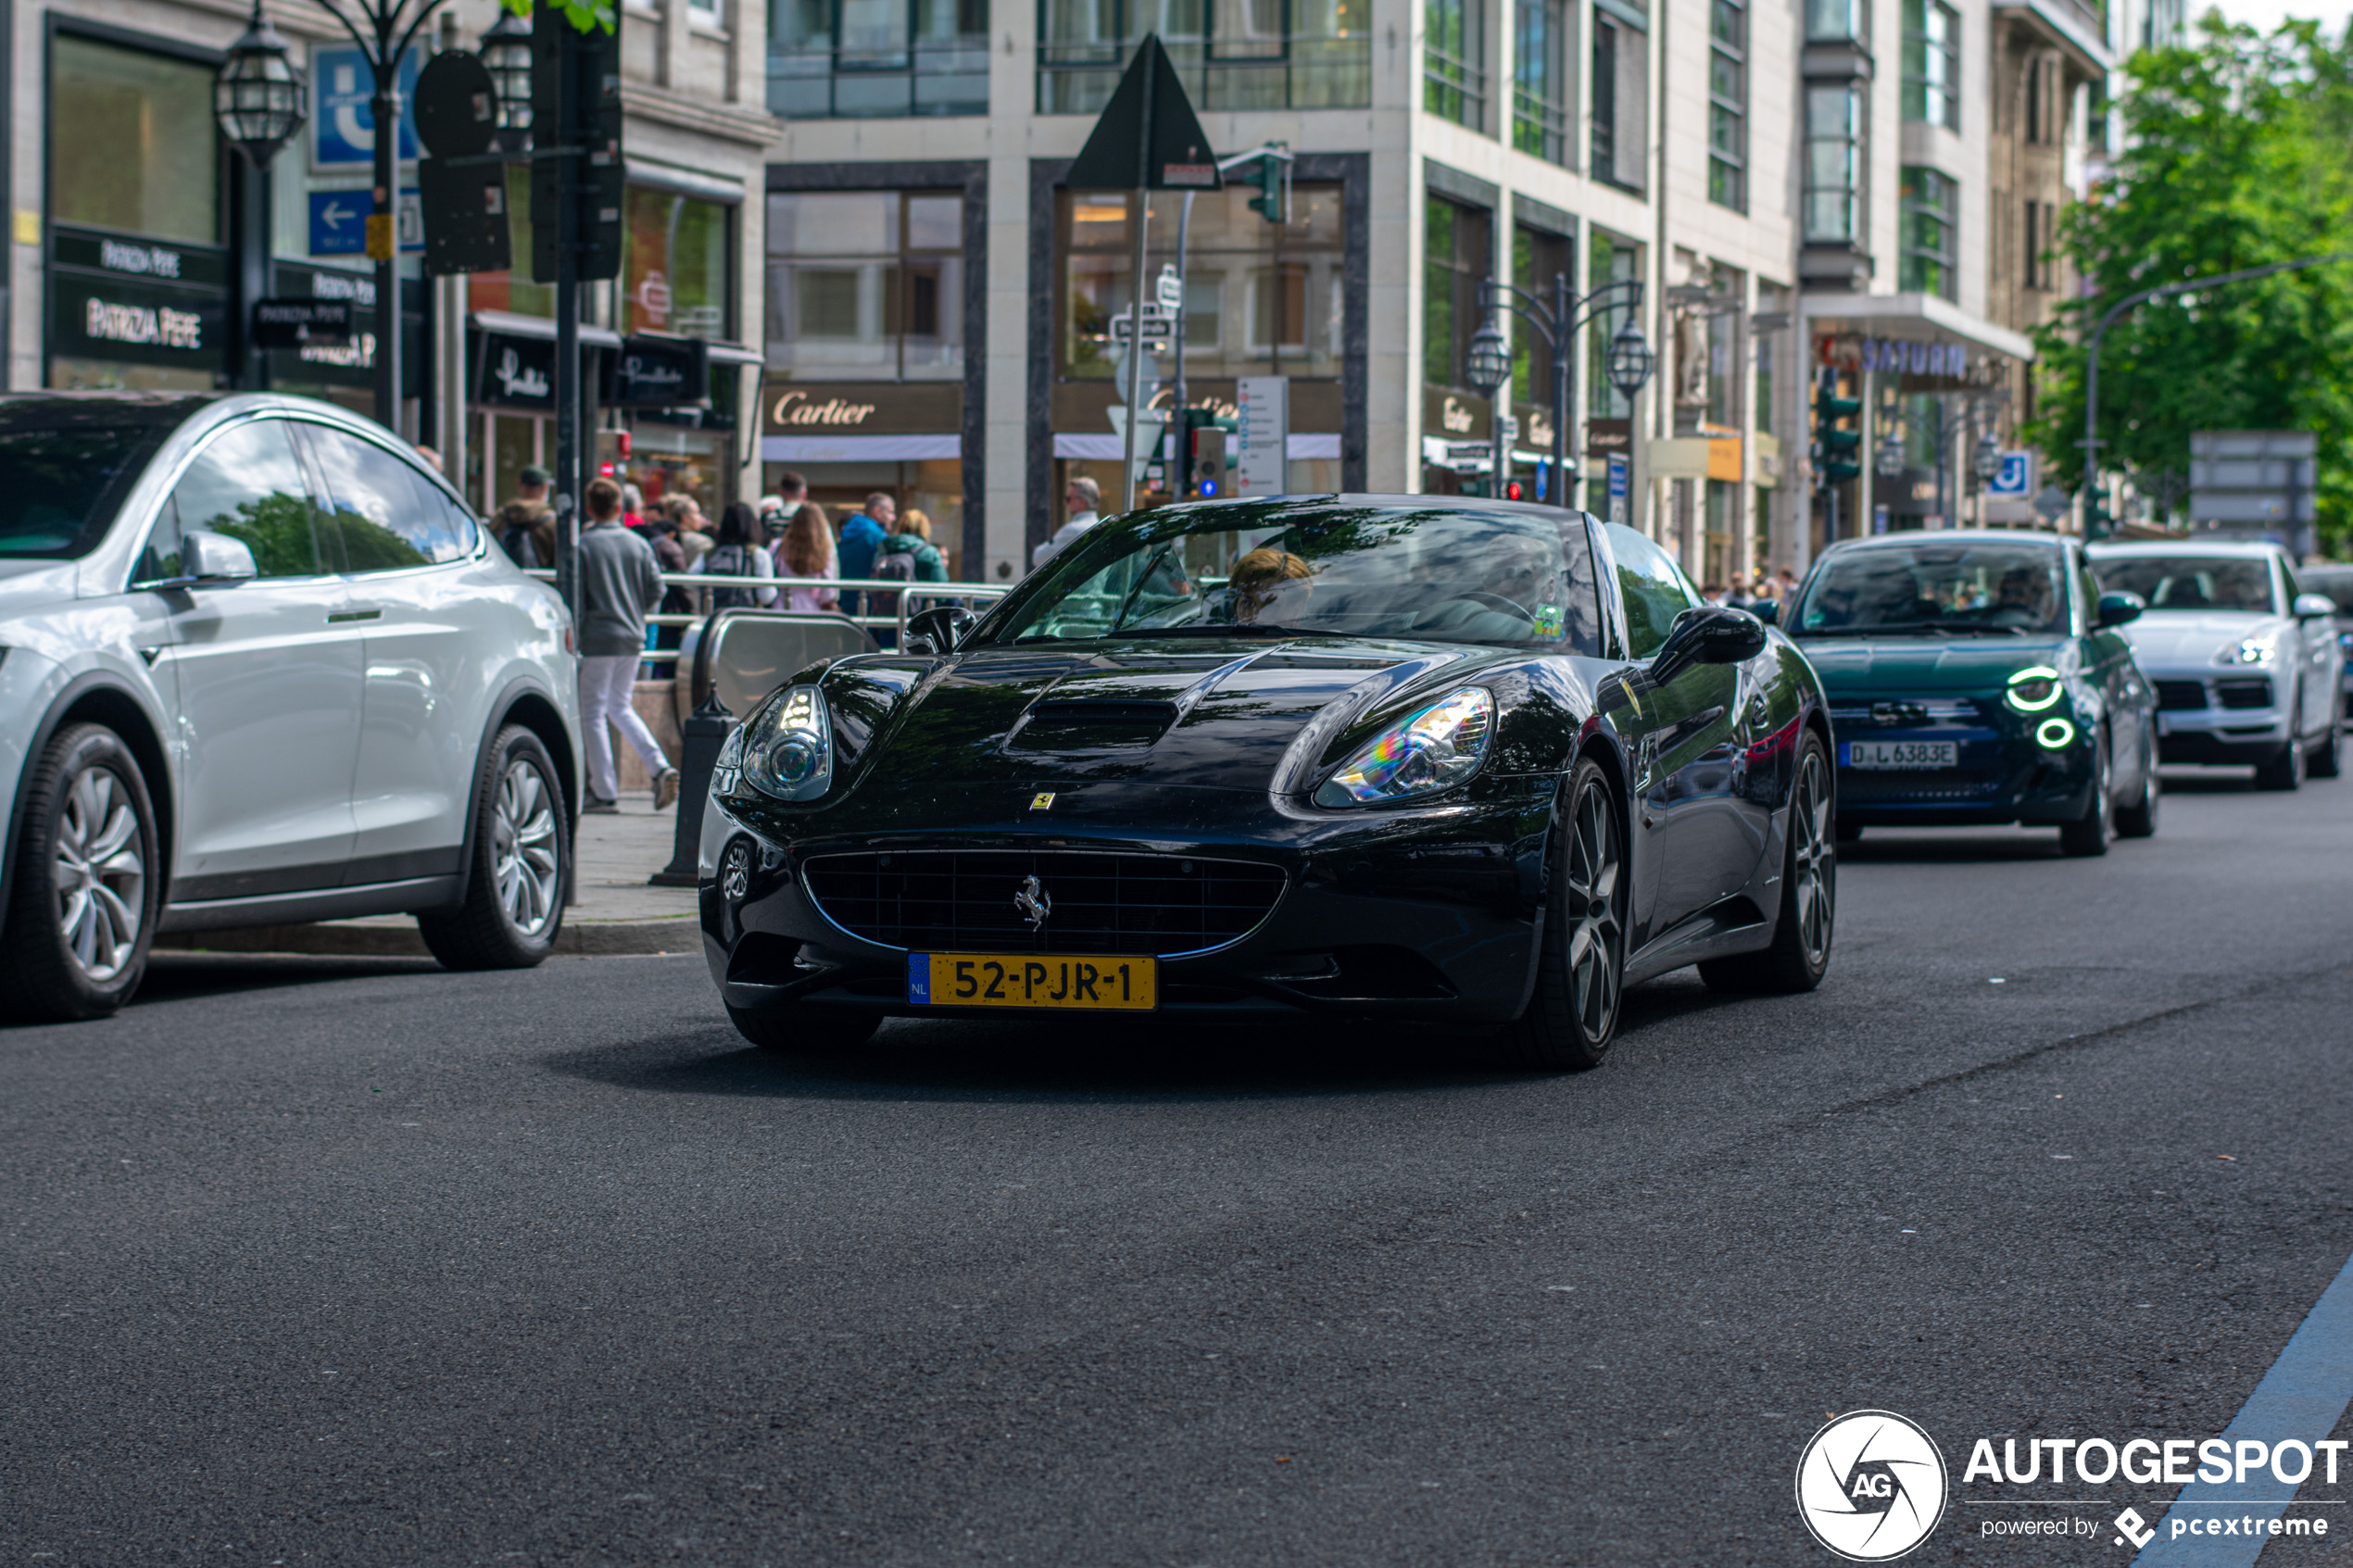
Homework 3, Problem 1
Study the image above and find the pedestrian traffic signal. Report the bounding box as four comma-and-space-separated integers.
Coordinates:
1814, 371, 1862, 486
1191, 421, 1227, 498
1246, 144, 1291, 225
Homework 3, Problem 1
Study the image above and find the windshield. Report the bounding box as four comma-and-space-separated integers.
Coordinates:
988, 502, 1606, 652
2091, 555, 2280, 614
1791, 541, 2070, 636
0, 427, 166, 559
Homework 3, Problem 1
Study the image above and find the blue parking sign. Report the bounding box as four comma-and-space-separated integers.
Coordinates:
308, 191, 368, 255
1988, 450, 2035, 498
311, 46, 421, 169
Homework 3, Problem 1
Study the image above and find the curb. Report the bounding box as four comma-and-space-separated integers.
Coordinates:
155, 916, 702, 959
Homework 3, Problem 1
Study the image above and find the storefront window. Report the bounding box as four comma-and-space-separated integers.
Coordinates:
767, 190, 963, 380
51, 36, 218, 246
1587, 229, 1642, 420
624, 188, 732, 339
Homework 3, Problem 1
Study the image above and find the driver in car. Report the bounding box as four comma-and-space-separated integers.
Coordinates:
1225, 547, 1316, 624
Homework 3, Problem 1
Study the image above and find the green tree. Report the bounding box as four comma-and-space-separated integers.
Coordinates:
2027, 18, 2353, 552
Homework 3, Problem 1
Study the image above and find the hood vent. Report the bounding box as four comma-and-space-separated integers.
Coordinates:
1006, 697, 1182, 750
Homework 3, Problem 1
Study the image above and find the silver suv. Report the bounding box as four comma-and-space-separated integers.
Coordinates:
0, 393, 582, 1021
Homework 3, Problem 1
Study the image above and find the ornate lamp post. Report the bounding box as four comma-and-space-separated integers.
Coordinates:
480, 9, 534, 149
1462, 321, 1511, 495
1473, 275, 1651, 508
215, 1, 309, 391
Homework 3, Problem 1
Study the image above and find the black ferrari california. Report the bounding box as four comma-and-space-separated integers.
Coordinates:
697, 496, 1835, 1070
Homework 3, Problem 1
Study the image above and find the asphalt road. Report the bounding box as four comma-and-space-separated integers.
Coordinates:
6, 771, 2353, 1567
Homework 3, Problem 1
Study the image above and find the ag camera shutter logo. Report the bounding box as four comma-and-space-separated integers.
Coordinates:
1796, 1411, 1949, 1561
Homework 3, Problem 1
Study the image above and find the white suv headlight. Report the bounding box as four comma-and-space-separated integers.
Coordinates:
738, 684, 834, 801
1315, 687, 1495, 807
2218, 635, 2280, 666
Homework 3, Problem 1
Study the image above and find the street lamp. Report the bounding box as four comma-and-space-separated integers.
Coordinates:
1875, 432, 1908, 480
481, 9, 533, 146
1606, 321, 1655, 404
214, 0, 308, 167
1463, 323, 1511, 397
1472, 277, 1649, 508
1972, 431, 2002, 483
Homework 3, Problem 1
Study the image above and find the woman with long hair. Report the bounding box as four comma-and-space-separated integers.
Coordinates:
779, 502, 839, 612
705, 501, 778, 610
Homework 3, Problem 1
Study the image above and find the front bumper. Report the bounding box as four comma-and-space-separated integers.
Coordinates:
2145, 665, 2293, 765
698, 776, 1559, 1025
1830, 705, 2099, 827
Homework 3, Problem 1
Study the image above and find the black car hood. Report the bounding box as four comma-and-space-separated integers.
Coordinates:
828, 637, 1492, 797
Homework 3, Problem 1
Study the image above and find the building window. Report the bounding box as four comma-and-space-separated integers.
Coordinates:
1806, 0, 1861, 43
2025, 55, 2060, 144
1587, 229, 1640, 420
772, 0, 989, 119
1705, 271, 1742, 428
1038, 0, 1369, 114
1803, 83, 1863, 245
1590, 7, 1647, 191
2022, 198, 2057, 291
1899, 169, 1957, 298
1755, 281, 1785, 437
1707, 0, 1745, 211
1424, 195, 1491, 392
766, 190, 964, 380
1902, 0, 1957, 129
625, 189, 734, 340
1426, 0, 1486, 128
1060, 184, 1343, 382
51, 35, 218, 246
1514, 0, 1568, 163
1511, 224, 1572, 423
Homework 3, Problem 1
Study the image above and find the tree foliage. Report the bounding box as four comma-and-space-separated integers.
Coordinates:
2027, 18, 2353, 551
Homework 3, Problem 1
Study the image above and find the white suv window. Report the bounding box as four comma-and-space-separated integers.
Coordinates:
136, 419, 321, 583
302, 423, 475, 572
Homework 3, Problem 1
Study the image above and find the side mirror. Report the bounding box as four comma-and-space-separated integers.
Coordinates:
1649, 605, 1768, 684
2095, 591, 2145, 628
904, 603, 976, 656
158, 530, 258, 589
2294, 592, 2337, 620
1749, 598, 1780, 627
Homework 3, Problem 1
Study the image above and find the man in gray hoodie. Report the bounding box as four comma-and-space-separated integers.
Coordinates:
576, 476, 681, 812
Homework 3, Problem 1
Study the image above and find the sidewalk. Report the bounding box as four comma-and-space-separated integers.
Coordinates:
156, 797, 702, 959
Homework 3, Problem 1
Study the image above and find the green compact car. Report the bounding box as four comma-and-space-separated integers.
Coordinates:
1772, 531, 2158, 855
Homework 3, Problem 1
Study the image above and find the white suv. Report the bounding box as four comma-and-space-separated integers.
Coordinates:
0, 392, 582, 1021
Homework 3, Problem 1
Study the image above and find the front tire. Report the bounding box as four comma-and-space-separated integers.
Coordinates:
2308, 711, 2342, 778
417, 725, 568, 971
0, 723, 160, 1022
1497, 757, 1627, 1072
726, 1003, 882, 1055
1700, 730, 1835, 994
2059, 730, 2115, 857
2115, 734, 2160, 838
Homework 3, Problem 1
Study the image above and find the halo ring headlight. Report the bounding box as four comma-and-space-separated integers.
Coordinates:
2035, 716, 2077, 750
2006, 665, 2063, 712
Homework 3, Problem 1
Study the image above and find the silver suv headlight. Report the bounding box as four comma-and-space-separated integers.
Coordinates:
2218, 633, 2280, 666
737, 684, 834, 801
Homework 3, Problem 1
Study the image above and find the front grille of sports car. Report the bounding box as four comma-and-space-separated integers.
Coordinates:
2155, 681, 2208, 711
802, 850, 1288, 957
2215, 677, 2274, 710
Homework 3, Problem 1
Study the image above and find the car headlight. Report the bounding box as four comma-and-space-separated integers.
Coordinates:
738, 684, 834, 801
1315, 687, 1495, 808
2219, 635, 2279, 666
2005, 665, 2062, 712
2035, 716, 2077, 749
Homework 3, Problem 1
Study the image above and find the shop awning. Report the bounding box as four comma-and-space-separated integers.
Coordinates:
1801, 293, 2036, 363
1053, 433, 1340, 460
472, 308, 623, 351
762, 434, 962, 461
706, 342, 764, 368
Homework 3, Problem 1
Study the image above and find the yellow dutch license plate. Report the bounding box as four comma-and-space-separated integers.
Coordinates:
907, 951, 1157, 1010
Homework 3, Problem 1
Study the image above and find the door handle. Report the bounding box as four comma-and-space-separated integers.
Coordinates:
326, 607, 383, 623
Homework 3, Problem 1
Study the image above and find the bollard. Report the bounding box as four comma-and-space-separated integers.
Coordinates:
650, 691, 734, 886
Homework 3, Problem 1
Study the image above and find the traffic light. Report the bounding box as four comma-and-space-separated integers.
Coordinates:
531, 8, 623, 283
1504, 480, 1524, 501
1246, 143, 1291, 225
1191, 420, 1228, 498
1814, 370, 1863, 486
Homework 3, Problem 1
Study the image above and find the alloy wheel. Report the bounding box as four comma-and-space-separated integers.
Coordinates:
491, 756, 560, 936
1564, 779, 1624, 1040
1789, 747, 1833, 966
53, 764, 145, 982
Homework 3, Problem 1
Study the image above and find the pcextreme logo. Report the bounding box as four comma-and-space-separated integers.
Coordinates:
1796, 1411, 1951, 1562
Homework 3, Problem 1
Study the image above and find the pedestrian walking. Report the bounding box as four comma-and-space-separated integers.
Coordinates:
780, 505, 840, 612
575, 477, 682, 813
622, 483, 651, 536
1032, 477, 1101, 570
880, 508, 950, 583
666, 495, 714, 573
495, 465, 557, 569
705, 501, 780, 609
837, 492, 893, 616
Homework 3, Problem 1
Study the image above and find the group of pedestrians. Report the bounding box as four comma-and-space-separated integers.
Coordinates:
489, 466, 960, 814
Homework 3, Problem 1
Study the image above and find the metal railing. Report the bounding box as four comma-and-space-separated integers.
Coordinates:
526, 569, 1013, 675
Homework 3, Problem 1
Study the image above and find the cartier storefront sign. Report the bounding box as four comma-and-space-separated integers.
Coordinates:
763, 381, 963, 436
